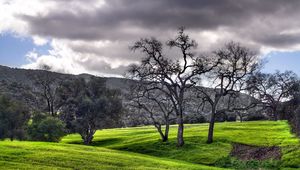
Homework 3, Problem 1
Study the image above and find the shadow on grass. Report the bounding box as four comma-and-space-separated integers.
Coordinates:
68, 138, 123, 147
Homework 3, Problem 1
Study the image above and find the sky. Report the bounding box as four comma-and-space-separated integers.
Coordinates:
1, 0, 300, 77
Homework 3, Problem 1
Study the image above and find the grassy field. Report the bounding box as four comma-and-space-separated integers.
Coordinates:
0, 121, 299, 169
62, 121, 300, 169
0, 141, 222, 170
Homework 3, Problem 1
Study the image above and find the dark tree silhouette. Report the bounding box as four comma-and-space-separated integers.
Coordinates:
128, 28, 216, 147
196, 42, 260, 144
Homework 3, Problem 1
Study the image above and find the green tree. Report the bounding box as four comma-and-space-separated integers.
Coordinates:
59, 77, 123, 145
0, 95, 30, 141
28, 113, 66, 142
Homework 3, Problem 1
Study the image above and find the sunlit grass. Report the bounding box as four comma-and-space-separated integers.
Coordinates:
0, 141, 223, 170
63, 121, 300, 168
0, 121, 298, 169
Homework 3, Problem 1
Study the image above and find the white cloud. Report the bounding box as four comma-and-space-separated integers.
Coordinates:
2, 0, 300, 77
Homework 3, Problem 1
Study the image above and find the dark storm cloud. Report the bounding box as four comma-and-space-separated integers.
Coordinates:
18, 0, 300, 76
21, 0, 300, 46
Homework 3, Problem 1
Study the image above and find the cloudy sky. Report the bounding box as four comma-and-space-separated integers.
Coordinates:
1, 0, 300, 77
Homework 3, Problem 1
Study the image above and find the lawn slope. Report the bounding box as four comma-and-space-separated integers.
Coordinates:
0, 121, 298, 169
0, 141, 223, 170
63, 121, 300, 169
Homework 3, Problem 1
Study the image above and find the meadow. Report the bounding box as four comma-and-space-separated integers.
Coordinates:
0, 121, 299, 169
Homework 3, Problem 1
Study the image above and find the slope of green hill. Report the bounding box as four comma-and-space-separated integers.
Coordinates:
0, 141, 223, 170
0, 121, 298, 169
62, 121, 300, 169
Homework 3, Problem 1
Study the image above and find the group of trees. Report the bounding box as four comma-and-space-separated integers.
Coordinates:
128, 28, 300, 146
1, 27, 300, 147
0, 75, 123, 145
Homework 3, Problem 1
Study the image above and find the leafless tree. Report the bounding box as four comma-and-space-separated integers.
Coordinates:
30, 65, 63, 116
195, 42, 260, 143
129, 83, 175, 142
128, 28, 216, 147
247, 71, 299, 120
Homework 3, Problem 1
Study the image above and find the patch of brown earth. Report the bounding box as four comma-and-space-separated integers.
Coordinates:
230, 143, 282, 161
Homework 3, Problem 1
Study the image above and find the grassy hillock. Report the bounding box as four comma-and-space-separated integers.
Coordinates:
0, 121, 299, 169
0, 141, 223, 170
62, 121, 300, 169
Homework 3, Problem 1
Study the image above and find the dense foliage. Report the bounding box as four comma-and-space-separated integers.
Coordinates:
28, 113, 66, 142
58, 77, 123, 145
0, 95, 29, 141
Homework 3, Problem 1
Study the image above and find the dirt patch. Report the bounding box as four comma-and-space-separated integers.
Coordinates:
230, 143, 282, 161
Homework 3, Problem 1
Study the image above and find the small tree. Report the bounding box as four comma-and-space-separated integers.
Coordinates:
247, 71, 299, 120
0, 95, 30, 141
28, 113, 66, 142
59, 77, 123, 145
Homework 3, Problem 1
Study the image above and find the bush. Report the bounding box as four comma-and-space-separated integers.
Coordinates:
245, 113, 267, 121
184, 113, 207, 124
28, 113, 66, 142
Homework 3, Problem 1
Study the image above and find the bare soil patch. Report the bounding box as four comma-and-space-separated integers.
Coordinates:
230, 143, 282, 161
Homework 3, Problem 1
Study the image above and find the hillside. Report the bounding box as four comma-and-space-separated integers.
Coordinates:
0, 141, 222, 170
1, 121, 297, 170
0, 65, 261, 125
0, 65, 133, 91
62, 121, 300, 169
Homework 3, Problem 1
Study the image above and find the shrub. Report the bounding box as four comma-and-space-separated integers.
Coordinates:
28, 113, 66, 142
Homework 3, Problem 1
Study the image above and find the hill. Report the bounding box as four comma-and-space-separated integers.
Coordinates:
62, 121, 300, 169
0, 141, 222, 170
1, 121, 297, 169
0, 65, 262, 125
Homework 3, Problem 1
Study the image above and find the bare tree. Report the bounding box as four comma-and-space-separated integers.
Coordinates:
196, 42, 260, 143
129, 83, 175, 142
247, 71, 299, 120
30, 65, 63, 116
128, 28, 216, 147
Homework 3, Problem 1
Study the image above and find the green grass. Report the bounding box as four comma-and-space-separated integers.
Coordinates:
62, 121, 300, 169
0, 121, 299, 169
0, 141, 223, 170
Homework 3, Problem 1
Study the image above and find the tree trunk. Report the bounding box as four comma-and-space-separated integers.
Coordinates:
155, 124, 166, 142
83, 134, 94, 145
177, 114, 184, 147
82, 128, 95, 145
50, 101, 55, 117
163, 123, 170, 142
47, 99, 51, 116
273, 108, 278, 121
207, 106, 216, 144
238, 113, 243, 122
